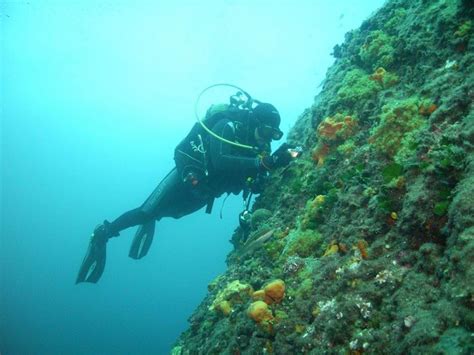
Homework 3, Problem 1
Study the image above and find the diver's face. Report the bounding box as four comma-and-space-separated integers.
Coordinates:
254, 127, 271, 145
255, 124, 283, 143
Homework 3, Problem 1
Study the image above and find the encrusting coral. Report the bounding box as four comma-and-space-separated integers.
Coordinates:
358, 29, 396, 69
263, 279, 285, 304
369, 97, 428, 163
173, 1, 474, 353
369, 67, 399, 88
247, 300, 273, 324
209, 280, 253, 316
312, 113, 358, 167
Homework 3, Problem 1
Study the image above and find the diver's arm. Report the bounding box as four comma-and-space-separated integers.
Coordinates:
209, 119, 260, 172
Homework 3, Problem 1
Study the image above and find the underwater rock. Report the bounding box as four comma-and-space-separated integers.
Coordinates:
173, 0, 474, 353
250, 208, 273, 231
208, 280, 253, 316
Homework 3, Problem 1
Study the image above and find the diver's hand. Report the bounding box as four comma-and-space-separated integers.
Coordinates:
271, 143, 294, 168
260, 143, 294, 171
273, 143, 291, 155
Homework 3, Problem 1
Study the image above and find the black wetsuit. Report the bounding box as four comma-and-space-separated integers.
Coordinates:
107, 110, 268, 236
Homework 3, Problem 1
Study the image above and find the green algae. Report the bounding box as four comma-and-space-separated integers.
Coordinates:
337, 69, 380, 107
264, 238, 285, 261
454, 20, 472, 38
434, 327, 474, 354
174, 1, 474, 353
359, 30, 396, 69
434, 200, 450, 216
369, 97, 428, 163
250, 209, 272, 231
382, 162, 403, 184
283, 229, 323, 258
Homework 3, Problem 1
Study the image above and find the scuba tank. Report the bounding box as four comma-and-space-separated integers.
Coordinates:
174, 84, 261, 188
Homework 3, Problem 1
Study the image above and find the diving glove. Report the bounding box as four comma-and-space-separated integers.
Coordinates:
76, 221, 116, 284
260, 143, 296, 171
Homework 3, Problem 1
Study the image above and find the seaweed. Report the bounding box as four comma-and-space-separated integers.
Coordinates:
174, 1, 474, 353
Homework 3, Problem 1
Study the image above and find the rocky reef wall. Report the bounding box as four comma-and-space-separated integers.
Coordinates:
174, 0, 473, 353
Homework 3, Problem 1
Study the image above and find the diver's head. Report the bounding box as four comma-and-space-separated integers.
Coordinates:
252, 103, 283, 142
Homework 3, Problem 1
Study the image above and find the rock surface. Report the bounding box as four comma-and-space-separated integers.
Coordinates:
173, 0, 473, 353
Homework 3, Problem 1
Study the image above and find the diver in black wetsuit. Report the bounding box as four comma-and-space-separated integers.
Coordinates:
76, 97, 298, 284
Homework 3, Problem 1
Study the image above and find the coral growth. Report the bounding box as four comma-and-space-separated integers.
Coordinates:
369, 98, 428, 163
263, 279, 285, 304
312, 113, 358, 167
301, 194, 326, 229
209, 280, 253, 316
251, 279, 286, 305
283, 230, 323, 258
337, 69, 380, 107
173, 1, 474, 354
317, 114, 358, 142
247, 300, 273, 324
369, 67, 399, 88
312, 143, 330, 166
359, 30, 396, 69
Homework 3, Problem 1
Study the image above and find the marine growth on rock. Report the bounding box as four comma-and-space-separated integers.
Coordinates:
172, 1, 474, 353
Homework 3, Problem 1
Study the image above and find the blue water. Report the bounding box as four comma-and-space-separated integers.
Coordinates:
1, 1, 385, 354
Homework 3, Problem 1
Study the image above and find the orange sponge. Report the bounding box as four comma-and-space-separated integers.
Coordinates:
247, 301, 273, 323
263, 279, 285, 304
252, 289, 266, 301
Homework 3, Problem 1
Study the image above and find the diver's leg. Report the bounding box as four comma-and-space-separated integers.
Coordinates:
129, 168, 210, 259
128, 168, 182, 259
75, 221, 114, 284
76, 167, 211, 283
76, 209, 157, 283
129, 193, 209, 260
146, 169, 211, 219
106, 208, 151, 235
140, 168, 180, 216
76, 170, 178, 283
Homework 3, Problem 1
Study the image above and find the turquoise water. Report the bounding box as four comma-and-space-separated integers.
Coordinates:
1, 1, 385, 353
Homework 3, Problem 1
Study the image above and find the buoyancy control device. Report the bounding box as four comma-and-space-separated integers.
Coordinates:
173, 84, 262, 214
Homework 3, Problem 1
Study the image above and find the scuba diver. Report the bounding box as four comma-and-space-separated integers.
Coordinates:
76, 87, 301, 284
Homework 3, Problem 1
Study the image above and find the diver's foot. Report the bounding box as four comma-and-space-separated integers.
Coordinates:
75, 221, 116, 284
91, 221, 113, 245
129, 220, 155, 260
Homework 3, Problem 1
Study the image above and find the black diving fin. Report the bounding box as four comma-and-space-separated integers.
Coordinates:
129, 220, 155, 260
75, 224, 109, 284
